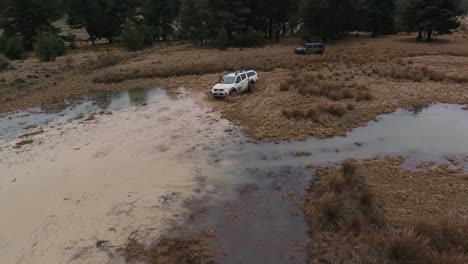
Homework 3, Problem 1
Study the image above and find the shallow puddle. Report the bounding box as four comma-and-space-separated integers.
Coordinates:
1, 87, 468, 263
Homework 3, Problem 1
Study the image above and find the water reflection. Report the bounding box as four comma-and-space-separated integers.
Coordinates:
0, 87, 159, 142
128, 88, 149, 106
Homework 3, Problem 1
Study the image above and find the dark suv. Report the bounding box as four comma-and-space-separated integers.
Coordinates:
294, 43, 325, 55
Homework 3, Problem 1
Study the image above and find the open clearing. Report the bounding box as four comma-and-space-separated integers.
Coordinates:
2, 35, 468, 140
1, 34, 468, 263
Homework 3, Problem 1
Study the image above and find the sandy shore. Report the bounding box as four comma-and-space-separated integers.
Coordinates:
0, 89, 236, 263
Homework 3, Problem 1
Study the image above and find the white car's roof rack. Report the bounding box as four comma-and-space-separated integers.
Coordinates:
232, 68, 251, 75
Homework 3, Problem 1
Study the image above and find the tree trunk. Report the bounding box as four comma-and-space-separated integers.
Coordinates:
275, 27, 280, 42
268, 18, 273, 39
282, 22, 286, 37
426, 29, 433, 41
416, 29, 423, 41
371, 29, 377, 38
91, 37, 95, 47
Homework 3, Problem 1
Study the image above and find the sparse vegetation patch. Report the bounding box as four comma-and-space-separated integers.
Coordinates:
122, 230, 216, 264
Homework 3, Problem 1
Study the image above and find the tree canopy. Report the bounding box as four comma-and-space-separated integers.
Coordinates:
402, 0, 463, 41
0, 0, 465, 51
2, 0, 63, 49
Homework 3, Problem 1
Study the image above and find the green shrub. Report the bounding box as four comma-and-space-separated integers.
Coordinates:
34, 32, 66, 61
3, 36, 24, 60
214, 26, 229, 49
236, 30, 265, 47
121, 22, 145, 51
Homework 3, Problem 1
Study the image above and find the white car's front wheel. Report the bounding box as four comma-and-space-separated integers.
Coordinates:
247, 82, 255, 92
229, 89, 238, 97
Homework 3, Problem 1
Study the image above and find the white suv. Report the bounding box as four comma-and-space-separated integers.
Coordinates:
211, 70, 258, 98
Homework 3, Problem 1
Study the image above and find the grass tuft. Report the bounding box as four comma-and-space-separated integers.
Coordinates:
342, 159, 358, 179
318, 192, 343, 228
324, 104, 347, 117
328, 171, 345, 193
388, 231, 431, 264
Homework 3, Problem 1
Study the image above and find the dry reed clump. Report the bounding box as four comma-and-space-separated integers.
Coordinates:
282, 107, 321, 122
328, 171, 345, 193
121, 230, 216, 264
305, 160, 382, 232
282, 102, 349, 121
321, 103, 347, 117
429, 252, 468, 264
387, 231, 431, 264
64, 56, 74, 69
304, 160, 389, 262
279, 72, 374, 103
304, 159, 468, 263
317, 192, 344, 229
124, 239, 146, 262
93, 61, 231, 83
93, 53, 317, 84
414, 219, 468, 253
371, 63, 468, 83
82, 53, 133, 71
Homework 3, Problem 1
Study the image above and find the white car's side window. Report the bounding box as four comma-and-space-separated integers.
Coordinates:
241, 74, 247, 80
236, 76, 241, 83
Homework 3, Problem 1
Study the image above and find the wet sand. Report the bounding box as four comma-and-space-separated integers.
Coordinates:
0, 88, 237, 263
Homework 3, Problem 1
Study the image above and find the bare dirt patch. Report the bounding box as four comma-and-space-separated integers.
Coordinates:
304, 158, 468, 263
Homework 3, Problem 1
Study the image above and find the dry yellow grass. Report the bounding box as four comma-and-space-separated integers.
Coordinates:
122, 230, 216, 264
304, 157, 468, 263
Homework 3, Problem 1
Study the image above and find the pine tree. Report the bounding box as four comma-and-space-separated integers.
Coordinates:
362, 0, 395, 37
142, 0, 180, 41
180, 0, 209, 45
2, 0, 63, 49
402, 0, 463, 41
66, 0, 138, 44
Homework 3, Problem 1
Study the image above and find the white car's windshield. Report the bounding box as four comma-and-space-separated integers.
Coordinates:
219, 76, 236, 84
